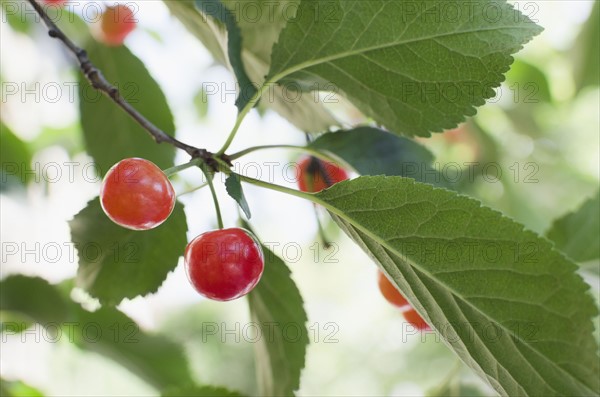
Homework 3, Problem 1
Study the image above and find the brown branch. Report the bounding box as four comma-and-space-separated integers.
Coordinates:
26, 0, 210, 160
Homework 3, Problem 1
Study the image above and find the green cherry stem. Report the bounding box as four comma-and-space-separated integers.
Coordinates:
177, 182, 209, 197
215, 82, 273, 156
314, 206, 332, 249
228, 144, 340, 164
163, 158, 203, 177
200, 162, 224, 230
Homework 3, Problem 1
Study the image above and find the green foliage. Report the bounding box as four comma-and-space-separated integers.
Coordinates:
247, 246, 308, 396
225, 173, 252, 219
0, 275, 68, 326
7, 0, 597, 395
78, 42, 175, 176
309, 127, 453, 188
547, 191, 600, 263
70, 305, 194, 390
195, 0, 257, 110
2, 0, 32, 34
573, 2, 600, 92
0, 276, 194, 391
316, 176, 600, 396
268, 0, 543, 136
164, 0, 338, 132
0, 379, 44, 397
162, 385, 243, 397
427, 381, 490, 397
69, 199, 188, 305
506, 59, 552, 104
0, 123, 32, 190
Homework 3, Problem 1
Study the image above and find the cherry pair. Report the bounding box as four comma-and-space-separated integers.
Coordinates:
378, 271, 430, 331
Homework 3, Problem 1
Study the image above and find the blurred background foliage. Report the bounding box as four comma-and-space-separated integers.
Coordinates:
1, 1, 598, 396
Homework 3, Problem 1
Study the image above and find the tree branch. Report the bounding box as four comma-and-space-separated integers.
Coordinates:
26, 0, 209, 160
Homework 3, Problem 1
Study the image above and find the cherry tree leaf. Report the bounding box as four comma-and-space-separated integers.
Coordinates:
546, 191, 600, 263
161, 385, 243, 397
0, 276, 194, 390
195, 0, 257, 110
0, 275, 68, 327
78, 42, 175, 175
315, 176, 600, 396
247, 245, 308, 396
269, 0, 543, 136
225, 173, 252, 219
309, 127, 455, 188
69, 198, 187, 305
164, 0, 338, 132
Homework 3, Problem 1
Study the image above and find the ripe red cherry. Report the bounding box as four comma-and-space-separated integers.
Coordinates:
185, 228, 264, 301
43, 0, 67, 5
297, 156, 349, 193
377, 271, 410, 309
403, 309, 430, 331
100, 158, 175, 230
377, 271, 430, 331
97, 4, 137, 46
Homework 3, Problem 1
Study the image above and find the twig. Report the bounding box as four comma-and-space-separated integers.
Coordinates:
26, 0, 209, 160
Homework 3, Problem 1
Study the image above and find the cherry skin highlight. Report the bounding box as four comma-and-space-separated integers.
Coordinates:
403, 309, 431, 331
377, 271, 410, 309
100, 158, 175, 230
97, 4, 136, 46
185, 228, 264, 301
297, 156, 349, 193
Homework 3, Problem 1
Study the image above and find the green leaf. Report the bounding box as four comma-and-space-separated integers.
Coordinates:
427, 381, 491, 397
506, 59, 552, 103
309, 127, 454, 188
162, 385, 243, 397
1, 123, 32, 190
69, 198, 188, 305
195, 0, 258, 110
164, 0, 338, 132
268, 0, 543, 136
546, 191, 600, 263
315, 176, 600, 396
193, 88, 210, 119
2, 0, 32, 34
78, 42, 175, 176
247, 246, 308, 397
70, 305, 193, 390
0, 276, 193, 391
0, 378, 44, 397
0, 275, 68, 326
573, 1, 599, 92
225, 173, 252, 219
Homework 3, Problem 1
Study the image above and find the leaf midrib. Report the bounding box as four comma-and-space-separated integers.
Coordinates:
271, 24, 534, 83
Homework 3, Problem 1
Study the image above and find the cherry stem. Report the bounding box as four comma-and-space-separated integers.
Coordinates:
200, 163, 224, 230
177, 183, 209, 197
215, 83, 272, 156
228, 144, 342, 165
163, 158, 203, 177
25, 0, 208, 159
314, 206, 332, 250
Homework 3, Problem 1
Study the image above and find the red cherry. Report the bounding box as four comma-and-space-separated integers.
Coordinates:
100, 158, 175, 230
185, 228, 264, 301
43, 0, 67, 6
377, 271, 410, 309
297, 156, 349, 193
97, 4, 137, 46
403, 309, 430, 331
